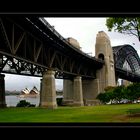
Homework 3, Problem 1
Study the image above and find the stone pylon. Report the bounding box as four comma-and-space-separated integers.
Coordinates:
63, 76, 84, 106
73, 76, 84, 106
95, 31, 116, 92
39, 70, 57, 109
62, 79, 74, 105
0, 74, 6, 107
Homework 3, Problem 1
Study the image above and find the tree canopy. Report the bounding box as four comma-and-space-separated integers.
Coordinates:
106, 18, 140, 41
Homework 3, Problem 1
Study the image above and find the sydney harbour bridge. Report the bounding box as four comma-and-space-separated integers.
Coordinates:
0, 17, 140, 108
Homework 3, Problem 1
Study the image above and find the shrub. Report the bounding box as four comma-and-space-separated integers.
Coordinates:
56, 98, 63, 106
104, 86, 116, 92
96, 92, 110, 104
16, 100, 35, 107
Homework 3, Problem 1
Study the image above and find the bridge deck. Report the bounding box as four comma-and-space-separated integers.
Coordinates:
0, 17, 104, 79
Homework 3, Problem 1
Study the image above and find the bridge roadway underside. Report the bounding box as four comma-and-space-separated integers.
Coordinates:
0, 17, 103, 79
115, 68, 140, 82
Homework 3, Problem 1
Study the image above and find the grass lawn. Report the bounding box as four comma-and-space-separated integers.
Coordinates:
1, 104, 140, 123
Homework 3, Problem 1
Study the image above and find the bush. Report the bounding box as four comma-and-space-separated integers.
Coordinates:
16, 100, 35, 107
56, 98, 63, 106
96, 92, 110, 104
104, 86, 116, 92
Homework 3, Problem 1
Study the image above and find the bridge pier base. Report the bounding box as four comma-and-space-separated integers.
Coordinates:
62, 79, 74, 106
63, 76, 84, 106
0, 74, 6, 108
82, 79, 101, 106
39, 70, 57, 109
73, 76, 84, 106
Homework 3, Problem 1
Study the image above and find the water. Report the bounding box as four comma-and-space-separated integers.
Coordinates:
5, 95, 63, 107
6, 95, 40, 107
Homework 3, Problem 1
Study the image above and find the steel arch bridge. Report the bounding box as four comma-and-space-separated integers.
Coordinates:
113, 44, 140, 82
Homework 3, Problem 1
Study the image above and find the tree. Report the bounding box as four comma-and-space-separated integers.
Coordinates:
106, 18, 140, 41
113, 85, 125, 103
96, 92, 110, 104
104, 86, 116, 92
125, 83, 140, 102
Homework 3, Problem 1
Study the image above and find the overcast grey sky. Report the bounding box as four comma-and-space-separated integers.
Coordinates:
4, 18, 140, 91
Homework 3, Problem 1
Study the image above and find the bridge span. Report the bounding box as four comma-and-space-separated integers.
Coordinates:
0, 17, 140, 108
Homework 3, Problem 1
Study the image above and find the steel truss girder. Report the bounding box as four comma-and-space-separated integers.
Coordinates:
0, 53, 44, 77
0, 52, 95, 79
0, 17, 99, 79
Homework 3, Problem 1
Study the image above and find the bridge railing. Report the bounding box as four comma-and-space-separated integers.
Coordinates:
38, 18, 104, 64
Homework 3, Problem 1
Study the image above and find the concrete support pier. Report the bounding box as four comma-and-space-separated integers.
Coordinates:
40, 70, 57, 109
0, 74, 6, 107
95, 31, 116, 93
39, 79, 42, 107
73, 76, 84, 106
82, 79, 101, 106
63, 79, 74, 105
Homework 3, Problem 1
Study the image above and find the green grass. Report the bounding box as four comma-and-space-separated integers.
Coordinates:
1, 104, 140, 122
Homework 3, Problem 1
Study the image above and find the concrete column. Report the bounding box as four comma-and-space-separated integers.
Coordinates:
0, 74, 6, 107
82, 79, 101, 106
39, 79, 42, 107
40, 70, 57, 109
62, 79, 74, 105
96, 68, 106, 93
73, 76, 84, 106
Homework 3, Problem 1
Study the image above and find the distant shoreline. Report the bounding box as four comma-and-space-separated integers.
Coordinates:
18, 94, 39, 98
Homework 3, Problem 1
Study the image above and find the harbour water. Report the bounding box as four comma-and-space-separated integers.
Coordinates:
5, 95, 63, 107
6, 95, 40, 107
